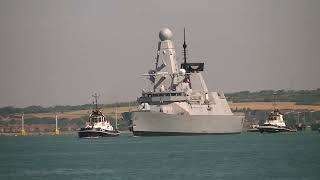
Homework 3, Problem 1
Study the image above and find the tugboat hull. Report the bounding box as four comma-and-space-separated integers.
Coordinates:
78, 129, 120, 138
258, 126, 297, 133
246, 128, 260, 132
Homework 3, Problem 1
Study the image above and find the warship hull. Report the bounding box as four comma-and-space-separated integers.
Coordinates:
124, 111, 244, 136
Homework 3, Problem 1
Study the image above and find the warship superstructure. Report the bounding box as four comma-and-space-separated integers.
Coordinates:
123, 28, 244, 136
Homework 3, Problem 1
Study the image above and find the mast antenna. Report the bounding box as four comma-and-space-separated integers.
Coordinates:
92, 93, 100, 110
273, 92, 277, 110
183, 28, 187, 66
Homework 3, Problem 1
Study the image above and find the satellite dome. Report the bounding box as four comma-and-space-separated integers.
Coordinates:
159, 28, 173, 41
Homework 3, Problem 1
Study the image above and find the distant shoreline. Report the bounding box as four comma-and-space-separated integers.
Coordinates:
0, 131, 132, 137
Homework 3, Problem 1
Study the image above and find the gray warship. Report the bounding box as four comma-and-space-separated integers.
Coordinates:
123, 28, 244, 136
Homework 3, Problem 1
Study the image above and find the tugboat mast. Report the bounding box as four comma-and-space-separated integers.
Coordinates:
273, 92, 277, 110
92, 93, 100, 110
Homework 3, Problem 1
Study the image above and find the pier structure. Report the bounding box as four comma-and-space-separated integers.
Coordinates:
54, 113, 60, 135
21, 113, 26, 136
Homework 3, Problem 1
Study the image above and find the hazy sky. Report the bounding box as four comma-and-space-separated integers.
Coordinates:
0, 0, 319, 107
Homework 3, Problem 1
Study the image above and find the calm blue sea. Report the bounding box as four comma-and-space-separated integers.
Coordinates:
0, 132, 319, 180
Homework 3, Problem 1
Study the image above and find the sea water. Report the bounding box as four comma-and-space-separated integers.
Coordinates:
0, 132, 319, 180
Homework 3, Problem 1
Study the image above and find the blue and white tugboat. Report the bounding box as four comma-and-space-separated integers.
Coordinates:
78, 94, 120, 138
258, 109, 296, 133
258, 93, 296, 133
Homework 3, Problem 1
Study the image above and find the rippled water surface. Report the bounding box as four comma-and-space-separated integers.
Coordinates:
0, 132, 319, 180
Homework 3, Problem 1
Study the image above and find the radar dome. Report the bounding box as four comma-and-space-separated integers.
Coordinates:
179, 69, 186, 76
159, 28, 173, 41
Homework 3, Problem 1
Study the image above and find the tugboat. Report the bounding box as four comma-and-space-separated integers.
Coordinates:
258, 93, 296, 133
78, 93, 120, 138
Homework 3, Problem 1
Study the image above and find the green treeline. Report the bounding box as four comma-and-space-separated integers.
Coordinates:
0, 115, 129, 131
225, 89, 320, 104
0, 102, 137, 116
1, 89, 320, 116
1, 89, 319, 116
0, 116, 87, 126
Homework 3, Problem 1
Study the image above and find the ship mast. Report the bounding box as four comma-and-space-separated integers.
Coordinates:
182, 28, 192, 89
183, 28, 188, 71
92, 93, 100, 110
273, 92, 277, 111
